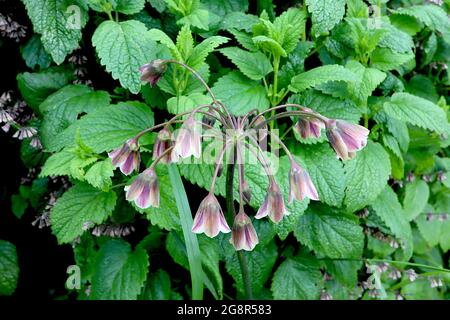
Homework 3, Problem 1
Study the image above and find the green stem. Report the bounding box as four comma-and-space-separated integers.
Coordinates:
270, 55, 280, 131
168, 164, 204, 300
106, 10, 114, 21
364, 114, 369, 128
225, 147, 253, 299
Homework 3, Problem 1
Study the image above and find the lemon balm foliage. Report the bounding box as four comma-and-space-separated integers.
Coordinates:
1, 0, 450, 300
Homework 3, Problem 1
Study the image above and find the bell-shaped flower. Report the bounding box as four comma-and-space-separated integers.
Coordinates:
108, 138, 140, 175
124, 167, 159, 209
191, 193, 231, 238
294, 112, 325, 139
139, 59, 167, 86
255, 180, 287, 223
326, 120, 369, 160
153, 127, 173, 164
230, 211, 259, 251
289, 160, 319, 203
173, 116, 202, 159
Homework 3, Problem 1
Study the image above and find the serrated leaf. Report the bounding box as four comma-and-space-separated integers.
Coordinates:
211, 71, 269, 115
22, 0, 88, 64
229, 29, 257, 51
148, 28, 181, 60
51, 183, 117, 244
91, 239, 149, 300
85, 159, 115, 190
47, 102, 154, 153
323, 259, 362, 288
140, 269, 171, 300
178, 8, 209, 30
383, 92, 450, 134
219, 47, 272, 80
289, 64, 357, 93
370, 48, 414, 72
344, 141, 391, 212
187, 36, 229, 70
21, 35, 52, 69
403, 180, 430, 221
252, 35, 287, 57
416, 208, 450, 252
271, 8, 306, 54
271, 253, 322, 300
92, 20, 158, 94
278, 42, 314, 90
0, 241, 19, 296
205, 0, 248, 16
378, 22, 414, 54
306, 0, 345, 37
371, 186, 413, 260
115, 0, 146, 14
294, 204, 364, 258
167, 93, 211, 115
296, 144, 345, 207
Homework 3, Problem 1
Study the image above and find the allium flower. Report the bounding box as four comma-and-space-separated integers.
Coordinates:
326, 120, 369, 160
153, 127, 173, 164
0, 109, 13, 123
30, 137, 42, 149
108, 138, 140, 175
13, 127, 37, 140
124, 167, 159, 209
288, 160, 319, 203
140, 59, 167, 86
294, 110, 325, 139
191, 193, 231, 238
405, 269, 418, 282
255, 180, 287, 223
230, 211, 259, 251
173, 116, 201, 159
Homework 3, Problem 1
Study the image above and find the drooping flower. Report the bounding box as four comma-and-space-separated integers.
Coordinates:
173, 116, 201, 159
153, 127, 173, 164
191, 193, 231, 238
139, 59, 167, 86
288, 160, 319, 203
230, 211, 259, 251
0, 109, 13, 123
12, 127, 37, 140
255, 180, 287, 223
124, 167, 159, 209
294, 111, 325, 139
108, 138, 140, 175
326, 120, 369, 160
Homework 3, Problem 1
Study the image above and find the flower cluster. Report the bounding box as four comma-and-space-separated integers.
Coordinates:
108, 59, 370, 251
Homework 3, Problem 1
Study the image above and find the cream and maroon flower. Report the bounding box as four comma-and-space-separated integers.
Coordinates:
140, 59, 167, 86
173, 116, 202, 159
108, 138, 141, 175
289, 160, 319, 203
153, 127, 173, 164
326, 120, 369, 160
255, 180, 287, 223
230, 211, 259, 251
124, 167, 159, 209
294, 111, 325, 139
191, 193, 230, 238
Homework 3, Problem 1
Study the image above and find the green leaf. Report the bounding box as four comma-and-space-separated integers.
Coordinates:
229, 29, 257, 51
271, 253, 322, 299
21, 35, 52, 69
211, 71, 269, 115
371, 186, 413, 260
271, 8, 306, 54
91, 239, 149, 300
0, 240, 19, 296
416, 208, 450, 252
289, 64, 357, 93
252, 35, 287, 57
344, 141, 391, 212
140, 269, 171, 300
323, 259, 362, 288
278, 42, 314, 90
187, 36, 229, 70
205, 0, 248, 16
378, 22, 414, 54
306, 0, 345, 36
92, 20, 158, 94
296, 144, 345, 207
403, 180, 430, 221
17, 66, 74, 112
294, 204, 364, 258
22, 0, 88, 64
85, 159, 115, 190
167, 93, 212, 115
114, 0, 146, 14
179, 9, 209, 30
40, 86, 111, 148
11, 194, 28, 219
225, 241, 278, 296
51, 183, 117, 244
370, 48, 414, 72
219, 47, 272, 80
383, 92, 450, 134
148, 28, 181, 60
47, 102, 154, 153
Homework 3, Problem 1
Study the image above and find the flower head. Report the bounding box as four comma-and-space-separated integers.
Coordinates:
294, 111, 325, 139
230, 211, 259, 251
140, 59, 167, 86
326, 120, 369, 160
153, 127, 173, 164
289, 160, 319, 203
124, 167, 159, 209
255, 180, 287, 223
192, 193, 231, 237
0, 109, 13, 123
13, 127, 37, 140
108, 138, 140, 175
174, 116, 202, 159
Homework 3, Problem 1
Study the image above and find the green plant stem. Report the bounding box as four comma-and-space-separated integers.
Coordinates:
364, 114, 369, 128
106, 11, 114, 21
225, 147, 253, 300
270, 55, 280, 131
168, 164, 204, 300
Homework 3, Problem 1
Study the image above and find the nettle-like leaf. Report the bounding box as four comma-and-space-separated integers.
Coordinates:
84, 158, 115, 190
0, 240, 19, 296
21, 35, 52, 70
219, 47, 272, 80
92, 20, 159, 94
51, 183, 117, 244
369, 48, 415, 72
403, 180, 430, 222
294, 204, 364, 259
271, 252, 322, 300
416, 206, 450, 252
22, 0, 88, 64
306, 0, 346, 37
344, 141, 391, 212
383, 92, 450, 135
91, 239, 149, 300
140, 269, 171, 300
167, 93, 211, 115
371, 186, 413, 260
